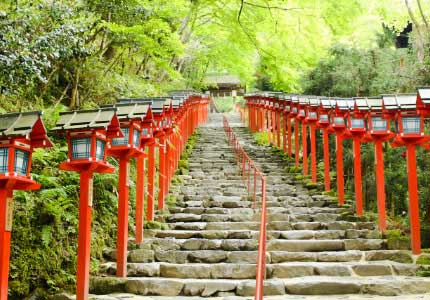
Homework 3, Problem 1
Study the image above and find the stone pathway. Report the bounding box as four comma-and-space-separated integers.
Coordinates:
88, 112, 430, 299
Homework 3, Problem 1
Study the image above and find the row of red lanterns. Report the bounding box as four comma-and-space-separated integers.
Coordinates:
244, 88, 430, 255
0, 91, 209, 300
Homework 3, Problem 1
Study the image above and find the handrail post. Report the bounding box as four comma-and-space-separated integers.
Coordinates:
255, 177, 267, 300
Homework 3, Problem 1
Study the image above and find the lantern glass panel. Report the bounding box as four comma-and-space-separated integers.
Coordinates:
112, 127, 129, 145
371, 117, 387, 131
299, 109, 305, 116
292, 107, 298, 113
96, 139, 105, 161
308, 112, 317, 119
334, 117, 345, 126
133, 128, 140, 147
402, 117, 421, 134
14, 149, 29, 176
351, 118, 365, 128
319, 114, 329, 122
72, 138, 91, 159
0, 148, 8, 173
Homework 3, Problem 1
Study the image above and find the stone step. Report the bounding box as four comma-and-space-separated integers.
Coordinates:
119, 249, 413, 264
166, 213, 342, 223
134, 238, 385, 252
89, 276, 430, 297
168, 221, 377, 231
101, 261, 419, 279
144, 229, 380, 240
168, 206, 346, 215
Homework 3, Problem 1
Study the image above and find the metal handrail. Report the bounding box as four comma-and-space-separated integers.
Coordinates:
222, 116, 267, 300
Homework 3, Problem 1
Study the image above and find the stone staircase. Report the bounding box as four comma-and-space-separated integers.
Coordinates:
89, 113, 430, 299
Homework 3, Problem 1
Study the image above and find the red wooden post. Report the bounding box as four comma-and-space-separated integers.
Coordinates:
406, 144, 421, 254
0, 190, 12, 300
287, 117, 292, 157
135, 155, 144, 244
374, 139, 387, 231
323, 129, 331, 191
353, 138, 363, 215
336, 134, 345, 205
158, 137, 166, 210
294, 120, 300, 166
76, 170, 93, 300
116, 158, 129, 277
276, 110, 281, 148
147, 143, 155, 220
310, 124, 317, 182
282, 111, 287, 153
302, 122, 308, 176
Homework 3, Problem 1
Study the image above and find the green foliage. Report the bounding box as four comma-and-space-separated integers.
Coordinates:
254, 132, 269, 146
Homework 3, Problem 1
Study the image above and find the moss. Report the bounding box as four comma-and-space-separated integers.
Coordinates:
286, 166, 302, 173
165, 194, 177, 207
144, 221, 169, 230
323, 190, 337, 197
89, 277, 127, 294
417, 254, 430, 265
384, 229, 411, 250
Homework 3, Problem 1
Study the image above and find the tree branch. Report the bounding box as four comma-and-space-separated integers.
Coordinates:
243, 1, 305, 11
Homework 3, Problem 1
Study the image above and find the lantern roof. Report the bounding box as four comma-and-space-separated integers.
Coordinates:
102, 103, 150, 121
335, 98, 355, 111
52, 108, 122, 138
118, 97, 170, 114
382, 94, 416, 111
366, 98, 383, 110
417, 87, 430, 103
320, 99, 335, 109
353, 98, 370, 111
291, 95, 299, 103
0, 111, 53, 147
308, 97, 320, 107
298, 96, 310, 105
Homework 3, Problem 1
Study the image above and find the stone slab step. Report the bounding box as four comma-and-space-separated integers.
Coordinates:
135, 238, 386, 252
89, 276, 430, 297
101, 261, 419, 279
119, 249, 413, 264
168, 221, 377, 231
166, 213, 342, 223
144, 229, 380, 240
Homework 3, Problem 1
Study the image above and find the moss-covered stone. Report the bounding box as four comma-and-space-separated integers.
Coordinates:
144, 221, 169, 230
417, 254, 430, 265
384, 229, 411, 250
89, 277, 127, 294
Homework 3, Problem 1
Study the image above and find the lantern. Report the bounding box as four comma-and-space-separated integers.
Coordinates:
330, 99, 354, 205
297, 96, 309, 175
362, 97, 393, 232
53, 108, 122, 300
104, 103, 149, 277
318, 99, 336, 192
0, 112, 52, 300
306, 97, 321, 183
384, 93, 427, 254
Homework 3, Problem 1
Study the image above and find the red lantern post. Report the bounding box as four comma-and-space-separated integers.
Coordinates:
387, 93, 428, 254
290, 96, 300, 166
306, 97, 321, 183
345, 98, 369, 215
0, 112, 52, 300
318, 99, 336, 192
297, 96, 309, 176
53, 108, 122, 300
330, 99, 354, 205
363, 98, 393, 232
105, 103, 150, 277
